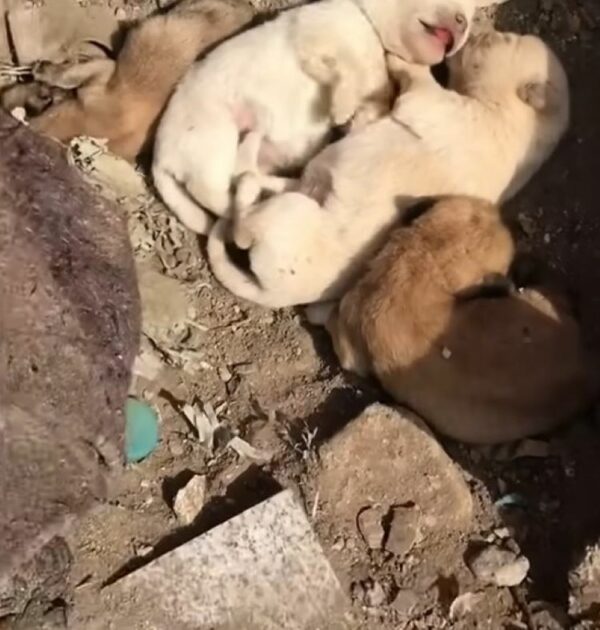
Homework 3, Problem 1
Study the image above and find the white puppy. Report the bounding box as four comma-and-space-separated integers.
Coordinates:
207, 30, 570, 308
153, 0, 497, 234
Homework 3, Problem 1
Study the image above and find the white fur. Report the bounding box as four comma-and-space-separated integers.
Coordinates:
153, 0, 498, 233
207, 30, 569, 308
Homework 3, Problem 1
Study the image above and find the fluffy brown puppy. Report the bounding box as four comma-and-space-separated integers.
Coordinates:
319, 196, 594, 444
15, 0, 255, 161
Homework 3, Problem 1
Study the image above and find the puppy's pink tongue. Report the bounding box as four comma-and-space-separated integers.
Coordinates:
433, 27, 453, 47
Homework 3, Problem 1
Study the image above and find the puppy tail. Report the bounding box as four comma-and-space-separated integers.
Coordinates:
152, 165, 214, 235
208, 218, 284, 308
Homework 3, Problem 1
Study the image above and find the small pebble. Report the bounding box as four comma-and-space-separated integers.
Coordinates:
530, 601, 569, 630
134, 543, 154, 557
449, 592, 484, 620
493, 527, 513, 540
173, 474, 207, 525
218, 365, 233, 382
467, 543, 529, 587
385, 506, 419, 557
357, 506, 385, 550
365, 580, 387, 607
168, 439, 185, 458
392, 589, 419, 617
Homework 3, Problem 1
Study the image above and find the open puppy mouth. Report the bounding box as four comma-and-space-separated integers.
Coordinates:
420, 20, 455, 54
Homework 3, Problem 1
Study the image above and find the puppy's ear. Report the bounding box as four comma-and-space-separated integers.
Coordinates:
517, 81, 557, 113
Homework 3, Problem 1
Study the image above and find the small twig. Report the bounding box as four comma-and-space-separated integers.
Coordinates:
311, 490, 320, 520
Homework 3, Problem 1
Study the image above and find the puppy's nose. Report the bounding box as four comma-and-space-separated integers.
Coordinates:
455, 12, 467, 32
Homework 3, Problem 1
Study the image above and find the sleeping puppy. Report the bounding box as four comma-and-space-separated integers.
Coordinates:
207, 30, 569, 308
7, 0, 256, 162
314, 196, 594, 445
153, 0, 497, 234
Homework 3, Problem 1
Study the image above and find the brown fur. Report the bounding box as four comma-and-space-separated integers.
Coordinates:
326, 196, 594, 444
20, 0, 255, 161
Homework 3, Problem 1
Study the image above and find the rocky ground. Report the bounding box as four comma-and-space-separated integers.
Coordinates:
2, 0, 600, 628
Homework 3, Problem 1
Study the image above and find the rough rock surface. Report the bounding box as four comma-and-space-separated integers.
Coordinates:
569, 543, 600, 618
318, 404, 474, 548
0, 111, 140, 587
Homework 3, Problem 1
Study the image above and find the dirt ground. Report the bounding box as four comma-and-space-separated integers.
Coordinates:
3, 0, 600, 628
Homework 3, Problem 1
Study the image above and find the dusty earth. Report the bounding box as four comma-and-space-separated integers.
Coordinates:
2, 0, 600, 628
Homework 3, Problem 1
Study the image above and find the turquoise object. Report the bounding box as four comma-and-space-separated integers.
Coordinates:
125, 397, 159, 463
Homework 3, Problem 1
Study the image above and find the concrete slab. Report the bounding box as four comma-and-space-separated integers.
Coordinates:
104, 490, 352, 630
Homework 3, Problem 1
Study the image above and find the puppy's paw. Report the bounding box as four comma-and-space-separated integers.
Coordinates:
233, 225, 253, 250
235, 172, 262, 209
304, 301, 336, 326
331, 80, 359, 126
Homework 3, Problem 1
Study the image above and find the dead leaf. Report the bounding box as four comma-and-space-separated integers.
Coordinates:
181, 402, 222, 451
227, 436, 272, 462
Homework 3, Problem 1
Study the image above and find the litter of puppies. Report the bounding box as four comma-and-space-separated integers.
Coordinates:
1, 0, 599, 627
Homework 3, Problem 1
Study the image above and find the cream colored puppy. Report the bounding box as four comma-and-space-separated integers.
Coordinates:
153, 0, 496, 234
318, 197, 594, 444
207, 30, 569, 307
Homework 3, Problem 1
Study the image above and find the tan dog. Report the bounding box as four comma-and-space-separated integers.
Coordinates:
207, 30, 570, 308
8, 0, 255, 162
315, 196, 594, 444
153, 0, 499, 234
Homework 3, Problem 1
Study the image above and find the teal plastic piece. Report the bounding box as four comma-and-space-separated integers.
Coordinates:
125, 397, 159, 463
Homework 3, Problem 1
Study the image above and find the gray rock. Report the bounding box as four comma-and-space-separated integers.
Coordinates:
467, 544, 529, 587
365, 580, 387, 608
357, 506, 385, 550
110, 490, 351, 630
173, 475, 207, 526
385, 505, 419, 557
392, 589, 420, 618
318, 405, 473, 553
569, 543, 600, 617
0, 111, 139, 585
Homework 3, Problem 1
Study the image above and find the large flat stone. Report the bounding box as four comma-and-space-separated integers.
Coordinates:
105, 490, 352, 630
318, 404, 474, 548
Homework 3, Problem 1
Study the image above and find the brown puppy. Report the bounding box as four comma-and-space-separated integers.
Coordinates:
321, 196, 594, 444
18, 0, 255, 162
